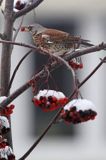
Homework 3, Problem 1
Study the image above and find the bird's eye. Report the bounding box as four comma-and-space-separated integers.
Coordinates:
28, 26, 32, 31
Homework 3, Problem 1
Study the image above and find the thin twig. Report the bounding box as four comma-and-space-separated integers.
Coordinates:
0, 61, 57, 109
7, 50, 32, 95
13, 15, 25, 42
0, 39, 38, 50
18, 56, 106, 160
14, 0, 44, 20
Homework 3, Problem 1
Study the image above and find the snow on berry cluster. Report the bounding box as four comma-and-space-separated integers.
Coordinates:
32, 89, 68, 112
32, 90, 97, 124
0, 97, 15, 134
0, 136, 15, 160
60, 99, 97, 124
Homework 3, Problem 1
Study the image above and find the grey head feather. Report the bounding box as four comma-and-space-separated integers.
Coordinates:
28, 23, 47, 34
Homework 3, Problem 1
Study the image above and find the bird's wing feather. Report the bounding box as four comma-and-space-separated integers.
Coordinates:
41, 29, 71, 43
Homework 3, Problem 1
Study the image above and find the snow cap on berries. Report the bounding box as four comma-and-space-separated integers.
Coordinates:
35, 89, 66, 99
60, 99, 97, 124
64, 99, 95, 111
33, 89, 68, 112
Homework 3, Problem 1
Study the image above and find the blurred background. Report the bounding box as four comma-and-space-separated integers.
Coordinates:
0, 0, 106, 159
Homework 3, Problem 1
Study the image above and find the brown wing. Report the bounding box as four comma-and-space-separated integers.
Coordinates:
40, 29, 81, 46
42, 29, 80, 41
43, 29, 93, 46
42, 29, 69, 40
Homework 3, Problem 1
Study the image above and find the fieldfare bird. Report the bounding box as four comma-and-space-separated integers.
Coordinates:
21, 23, 93, 56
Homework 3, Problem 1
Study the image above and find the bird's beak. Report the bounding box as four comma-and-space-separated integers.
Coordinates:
21, 26, 29, 32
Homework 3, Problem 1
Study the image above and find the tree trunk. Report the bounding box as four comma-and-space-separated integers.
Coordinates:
0, 0, 14, 147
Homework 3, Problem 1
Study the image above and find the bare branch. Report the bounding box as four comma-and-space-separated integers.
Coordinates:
0, 39, 38, 50
0, 40, 106, 59
7, 50, 32, 95
0, 68, 44, 109
18, 109, 61, 160
14, 0, 44, 20
68, 42, 106, 60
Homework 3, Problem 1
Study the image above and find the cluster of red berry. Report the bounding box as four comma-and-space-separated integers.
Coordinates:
33, 90, 97, 124
0, 104, 15, 117
32, 96, 68, 112
60, 106, 97, 124
68, 60, 83, 69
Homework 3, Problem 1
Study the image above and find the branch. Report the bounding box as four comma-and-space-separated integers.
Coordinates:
7, 50, 32, 95
68, 42, 106, 60
0, 0, 14, 96
14, 0, 44, 20
18, 56, 106, 160
0, 40, 106, 60
18, 109, 61, 160
0, 39, 38, 50
0, 61, 58, 109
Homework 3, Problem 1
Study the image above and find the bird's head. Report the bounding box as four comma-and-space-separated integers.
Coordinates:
21, 23, 46, 34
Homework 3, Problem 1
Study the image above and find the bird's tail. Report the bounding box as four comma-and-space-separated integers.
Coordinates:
81, 39, 94, 47
81, 39, 106, 50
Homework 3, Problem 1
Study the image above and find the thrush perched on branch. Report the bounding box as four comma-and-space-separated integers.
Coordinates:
21, 23, 94, 56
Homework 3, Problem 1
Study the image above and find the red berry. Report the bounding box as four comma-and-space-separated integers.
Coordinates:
21, 27, 25, 31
